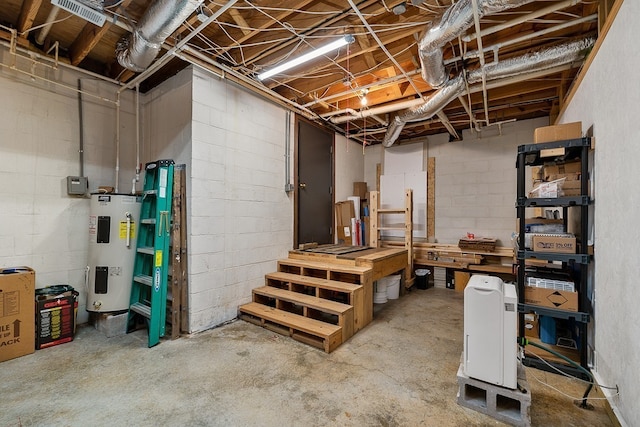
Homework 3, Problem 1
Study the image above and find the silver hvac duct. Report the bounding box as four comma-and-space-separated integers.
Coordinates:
383, 37, 595, 147
419, 0, 534, 89
116, 0, 204, 72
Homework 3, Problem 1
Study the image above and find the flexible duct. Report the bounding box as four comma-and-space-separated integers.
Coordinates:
116, 0, 203, 72
419, 0, 534, 89
382, 37, 595, 147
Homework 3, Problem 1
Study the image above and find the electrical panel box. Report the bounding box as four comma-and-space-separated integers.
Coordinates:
67, 176, 88, 195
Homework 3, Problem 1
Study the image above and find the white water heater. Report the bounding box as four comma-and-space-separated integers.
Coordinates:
87, 193, 141, 312
463, 275, 518, 389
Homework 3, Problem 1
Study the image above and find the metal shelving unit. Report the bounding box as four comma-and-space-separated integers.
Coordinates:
516, 137, 593, 378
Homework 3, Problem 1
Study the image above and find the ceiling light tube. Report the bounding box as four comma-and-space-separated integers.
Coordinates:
258, 35, 355, 81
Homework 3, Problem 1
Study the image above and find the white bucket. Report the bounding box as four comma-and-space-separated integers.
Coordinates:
386, 275, 401, 300
374, 278, 388, 304
374, 293, 388, 304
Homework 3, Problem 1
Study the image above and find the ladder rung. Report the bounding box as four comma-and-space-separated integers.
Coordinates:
130, 302, 151, 319
137, 247, 154, 255
141, 218, 156, 225
134, 275, 153, 286
144, 190, 157, 196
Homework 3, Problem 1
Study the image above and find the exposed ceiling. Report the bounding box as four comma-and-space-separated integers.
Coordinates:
0, 0, 605, 145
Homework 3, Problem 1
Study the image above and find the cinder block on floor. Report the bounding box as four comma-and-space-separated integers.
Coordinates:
457, 362, 531, 427
94, 312, 128, 338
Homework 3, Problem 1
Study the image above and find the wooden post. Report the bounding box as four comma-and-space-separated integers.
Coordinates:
427, 157, 435, 241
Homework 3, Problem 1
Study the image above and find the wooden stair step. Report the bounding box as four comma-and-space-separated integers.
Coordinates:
277, 258, 371, 276
264, 271, 365, 336
254, 286, 354, 340
266, 271, 362, 293
253, 286, 352, 316
239, 302, 341, 353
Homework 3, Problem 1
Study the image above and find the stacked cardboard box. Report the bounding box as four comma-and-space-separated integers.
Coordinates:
530, 121, 585, 198
534, 121, 582, 157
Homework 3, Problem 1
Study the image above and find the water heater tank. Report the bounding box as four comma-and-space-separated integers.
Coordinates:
463, 274, 518, 389
87, 194, 141, 312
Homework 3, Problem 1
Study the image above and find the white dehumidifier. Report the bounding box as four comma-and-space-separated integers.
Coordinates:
463, 274, 518, 389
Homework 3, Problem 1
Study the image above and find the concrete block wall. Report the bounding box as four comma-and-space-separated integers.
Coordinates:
430, 117, 547, 246
559, 2, 639, 424
143, 68, 193, 166
187, 67, 292, 332
363, 118, 544, 246
0, 47, 137, 323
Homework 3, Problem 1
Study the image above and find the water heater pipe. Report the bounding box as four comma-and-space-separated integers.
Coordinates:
115, 91, 121, 193
77, 79, 85, 177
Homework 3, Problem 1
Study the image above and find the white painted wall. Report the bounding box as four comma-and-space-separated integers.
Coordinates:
559, 2, 639, 424
334, 134, 365, 203
187, 67, 292, 332
143, 68, 193, 166
0, 46, 137, 324
364, 117, 546, 246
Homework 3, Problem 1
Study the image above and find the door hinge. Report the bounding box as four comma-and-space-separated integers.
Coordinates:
329, 186, 333, 195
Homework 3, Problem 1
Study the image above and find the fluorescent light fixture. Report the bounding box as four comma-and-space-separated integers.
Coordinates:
258, 35, 355, 81
51, 0, 106, 27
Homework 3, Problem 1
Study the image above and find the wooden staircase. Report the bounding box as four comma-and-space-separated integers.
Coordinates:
239, 257, 373, 353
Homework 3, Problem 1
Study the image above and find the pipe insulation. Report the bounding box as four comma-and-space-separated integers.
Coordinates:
116, 0, 203, 72
382, 37, 595, 147
419, 0, 534, 89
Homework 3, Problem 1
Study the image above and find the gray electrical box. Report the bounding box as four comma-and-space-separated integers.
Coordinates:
67, 176, 88, 195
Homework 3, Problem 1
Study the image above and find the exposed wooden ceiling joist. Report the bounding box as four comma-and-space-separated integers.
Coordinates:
0, 0, 605, 145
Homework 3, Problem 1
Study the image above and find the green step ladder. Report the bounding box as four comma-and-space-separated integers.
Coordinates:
128, 159, 174, 347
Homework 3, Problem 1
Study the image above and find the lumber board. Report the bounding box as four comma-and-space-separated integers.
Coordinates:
427, 157, 435, 239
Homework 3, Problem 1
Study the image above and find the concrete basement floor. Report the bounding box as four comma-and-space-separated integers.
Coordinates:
1, 288, 613, 426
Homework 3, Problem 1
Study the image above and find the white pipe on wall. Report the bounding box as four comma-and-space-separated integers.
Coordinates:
35, 6, 60, 45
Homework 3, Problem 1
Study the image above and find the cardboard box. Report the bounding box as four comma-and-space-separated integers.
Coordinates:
560, 180, 582, 197
524, 286, 578, 312
0, 267, 35, 363
534, 122, 582, 157
353, 182, 367, 200
335, 200, 355, 245
532, 234, 576, 253
543, 161, 581, 179
523, 313, 539, 338
531, 166, 543, 182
